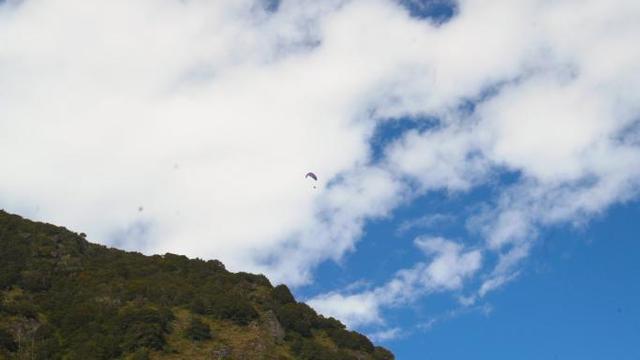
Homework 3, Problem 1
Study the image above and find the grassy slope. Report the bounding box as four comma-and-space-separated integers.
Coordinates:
0, 210, 394, 360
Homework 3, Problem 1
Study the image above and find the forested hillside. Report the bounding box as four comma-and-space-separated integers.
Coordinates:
0, 210, 393, 360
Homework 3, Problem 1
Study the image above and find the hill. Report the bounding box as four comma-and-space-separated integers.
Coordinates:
0, 210, 394, 360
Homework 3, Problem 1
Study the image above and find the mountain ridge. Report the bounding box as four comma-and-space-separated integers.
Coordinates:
0, 210, 394, 360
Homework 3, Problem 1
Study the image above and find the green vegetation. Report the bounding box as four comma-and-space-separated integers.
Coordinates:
184, 317, 211, 341
0, 210, 394, 359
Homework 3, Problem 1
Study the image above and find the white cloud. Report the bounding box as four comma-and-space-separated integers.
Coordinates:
395, 213, 454, 235
415, 236, 482, 290
306, 291, 384, 328
308, 237, 481, 327
418, 303, 493, 331
369, 327, 403, 342
478, 272, 519, 298
307, 0, 640, 325
0, 0, 392, 285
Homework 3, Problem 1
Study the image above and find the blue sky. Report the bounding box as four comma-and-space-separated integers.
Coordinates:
1, 0, 640, 358
300, 189, 640, 358
297, 2, 640, 356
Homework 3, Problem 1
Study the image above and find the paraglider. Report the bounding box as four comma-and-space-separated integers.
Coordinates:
305, 172, 318, 189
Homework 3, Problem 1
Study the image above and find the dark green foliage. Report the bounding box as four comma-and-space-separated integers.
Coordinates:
272, 284, 295, 305
130, 347, 150, 360
373, 346, 395, 360
185, 317, 212, 341
189, 297, 207, 315
276, 303, 317, 337
190, 290, 259, 325
327, 328, 374, 353
0, 210, 393, 359
292, 338, 335, 360
316, 315, 345, 330
0, 327, 17, 352
208, 292, 259, 325
20, 269, 51, 292
31, 323, 62, 359
290, 335, 360, 360
118, 303, 173, 351
336, 349, 361, 360
236, 272, 271, 287
0, 228, 28, 289
2, 293, 38, 319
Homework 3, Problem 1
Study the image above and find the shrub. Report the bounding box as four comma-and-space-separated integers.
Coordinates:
276, 303, 317, 337
118, 304, 174, 351
21, 269, 52, 292
373, 346, 395, 360
0, 328, 17, 352
272, 284, 295, 305
185, 317, 212, 341
291, 336, 338, 360
129, 347, 150, 360
316, 315, 345, 330
327, 328, 374, 353
208, 293, 258, 325
236, 272, 271, 287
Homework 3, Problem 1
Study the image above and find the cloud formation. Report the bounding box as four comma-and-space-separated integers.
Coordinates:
2, 0, 640, 331
308, 237, 481, 327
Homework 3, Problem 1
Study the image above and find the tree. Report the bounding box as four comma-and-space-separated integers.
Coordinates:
276, 303, 317, 337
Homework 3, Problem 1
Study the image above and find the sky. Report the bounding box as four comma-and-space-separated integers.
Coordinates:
1, 0, 639, 358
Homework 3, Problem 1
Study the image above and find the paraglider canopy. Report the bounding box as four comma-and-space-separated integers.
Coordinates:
305, 172, 318, 189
